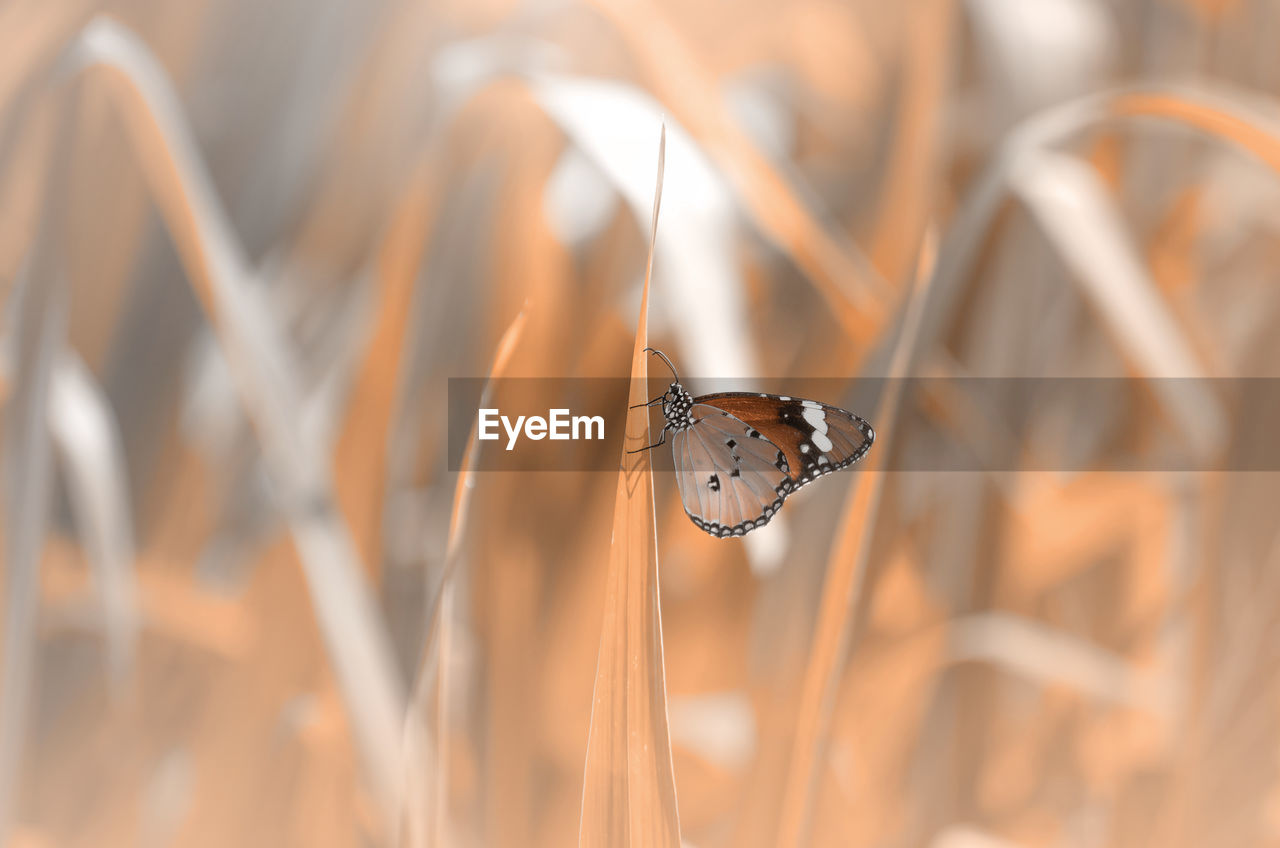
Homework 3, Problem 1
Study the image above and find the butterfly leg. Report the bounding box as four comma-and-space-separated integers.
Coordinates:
626, 426, 668, 454
629, 396, 665, 410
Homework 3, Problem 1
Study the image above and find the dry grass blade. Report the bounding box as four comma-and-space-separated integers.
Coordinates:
1110, 87, 1280, 174
867, 0, 954, 284
578, 126, 681, 847
0, 73, 75, 840
0, 270, 64, 844
584, 0, 889, 343
443, 309, 529, 578
63, 17, 405, 830
777, 233, 937, 848
334, 145, 446, 576
1011, 149, 1225, 454
946, 613, 1168, 713
401, 305, 528, 848
530, 75, 758, 377
48, 350, 139, 691
0, 2, 92, 288
0, 0, 93, 128
920, 82, 1280, 359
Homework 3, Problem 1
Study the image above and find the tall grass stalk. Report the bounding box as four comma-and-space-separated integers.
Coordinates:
578, 126, 681, 847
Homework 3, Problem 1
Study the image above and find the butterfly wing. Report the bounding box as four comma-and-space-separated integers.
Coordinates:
671, 404, 796, 537
693, 392, 874, 489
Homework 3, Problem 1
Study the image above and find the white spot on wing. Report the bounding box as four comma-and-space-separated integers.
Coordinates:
802, 407, 828, 434
812, 431, 834, 452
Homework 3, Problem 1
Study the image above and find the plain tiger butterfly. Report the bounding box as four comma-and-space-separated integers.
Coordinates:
630, 348, 875, 538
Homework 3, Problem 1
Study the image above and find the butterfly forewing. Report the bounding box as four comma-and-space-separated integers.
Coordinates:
692, 393, 874, 489
671, 404, 796, 537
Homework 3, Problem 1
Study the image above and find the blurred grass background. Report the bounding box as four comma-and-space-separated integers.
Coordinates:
5, 0, 1280, 846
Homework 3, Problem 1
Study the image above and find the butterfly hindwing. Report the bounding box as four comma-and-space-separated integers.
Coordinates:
671, 404, 796, 537
692, 392, 874, 489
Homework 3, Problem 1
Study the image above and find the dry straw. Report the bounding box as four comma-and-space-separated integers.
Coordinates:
578, 126, 682, 847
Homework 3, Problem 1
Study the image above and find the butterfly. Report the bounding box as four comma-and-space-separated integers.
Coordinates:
630, 348, 874, 538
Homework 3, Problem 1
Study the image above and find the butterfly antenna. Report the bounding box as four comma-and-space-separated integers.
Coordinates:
643, 347, 680, 382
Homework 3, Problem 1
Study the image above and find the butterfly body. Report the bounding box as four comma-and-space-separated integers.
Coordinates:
659, 382, 697, 431
634, 350, 874, 538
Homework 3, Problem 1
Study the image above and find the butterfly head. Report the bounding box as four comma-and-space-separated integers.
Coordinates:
661, 381, 696, 431
641, 349, 696, 431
